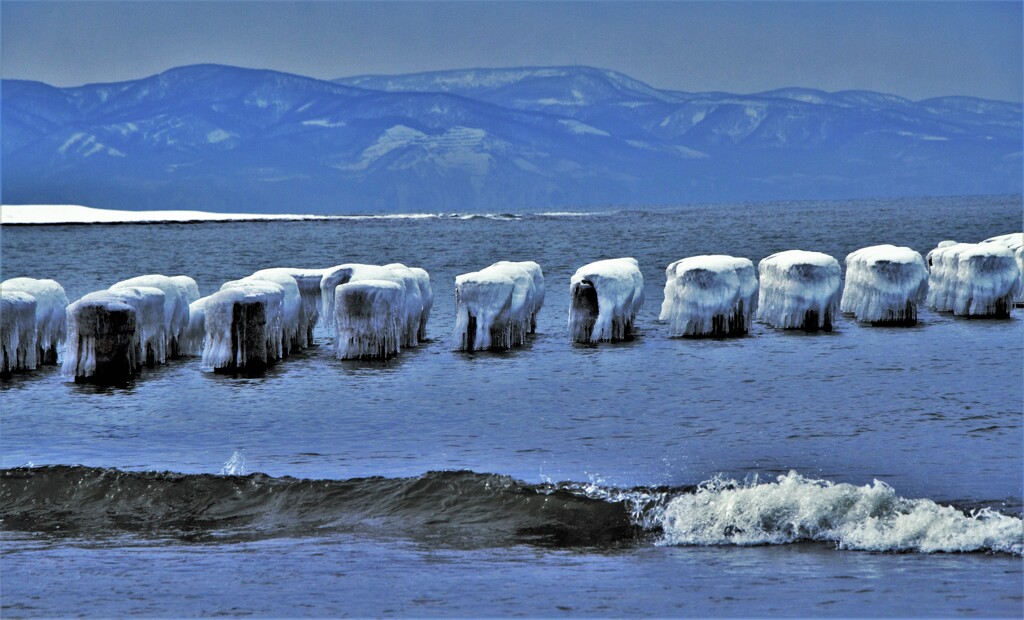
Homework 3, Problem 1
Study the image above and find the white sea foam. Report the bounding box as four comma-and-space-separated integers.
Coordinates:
657, 472, 1023, 555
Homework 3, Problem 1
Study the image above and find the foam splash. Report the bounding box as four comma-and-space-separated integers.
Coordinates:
219, 451, 247, 476
657, 471, 1023, 555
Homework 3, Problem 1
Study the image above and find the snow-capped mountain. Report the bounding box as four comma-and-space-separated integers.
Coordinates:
3, 64, 1020, 213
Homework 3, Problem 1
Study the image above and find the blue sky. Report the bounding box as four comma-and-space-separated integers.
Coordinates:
2, 1, 1021, 101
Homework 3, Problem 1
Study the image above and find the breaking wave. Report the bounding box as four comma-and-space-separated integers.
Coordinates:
1, 467, 1019, 554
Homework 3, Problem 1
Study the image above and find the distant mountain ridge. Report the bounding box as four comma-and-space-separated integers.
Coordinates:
3, 63, 1021, 213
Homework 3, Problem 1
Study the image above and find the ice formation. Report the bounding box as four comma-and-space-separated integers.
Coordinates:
333, 280, 404, 359
249, 269, 320, 349
926, 240, 958, 267
111, 275, 191, 357
62, 293, 140, 382
492, 261, 544, 331
926, 242, 1020, 317
981, 233, 1024, 305
321, 263, 432, 347
1, 277, 69, 364
82, 287, 167, 365
409, 267, 433, 341
1, 292, 37, 376
202, 281, 285, 372
756, 250, 841, 331
569, 258, 644, 343
180, 296, 210, 356
840, 245, 928, 325
171, 276, 201, 304
452, 261, 542, 351
225, 275, 300, 354
382, 264, 426, 348
659, 255, 757, 337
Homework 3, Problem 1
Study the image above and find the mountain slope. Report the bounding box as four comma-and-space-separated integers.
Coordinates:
3, 64, 1020, 213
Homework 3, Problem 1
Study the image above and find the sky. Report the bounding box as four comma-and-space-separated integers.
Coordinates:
1, 1, 1021, 102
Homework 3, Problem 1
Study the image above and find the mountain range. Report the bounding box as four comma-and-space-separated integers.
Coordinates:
3, 64, 1021, 213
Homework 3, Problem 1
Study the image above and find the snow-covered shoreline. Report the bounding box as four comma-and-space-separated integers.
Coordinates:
0, 204, 337, 225
0, 204, 605, 225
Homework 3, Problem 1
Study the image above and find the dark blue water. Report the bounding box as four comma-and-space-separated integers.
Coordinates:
2, 196, 1022, 617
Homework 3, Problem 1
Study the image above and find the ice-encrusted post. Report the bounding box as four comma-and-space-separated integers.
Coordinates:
840, 245, 928, 326
82, 287, 167, 366
321, 263, 432, 347
981, 233, 1024, 307
660, 255, 757, 337
1, 292, 37, 377
756, 250, 841, 331
452, 262, 541, 351
229, 272, 303, 354
201, 282, 285, 373
251, 268, 323, 347
112, 275, 191, 358
569, 258, 644, 343
1, 278, 69, 364
927, 242, 1020, 317
62, 294, 140, 383
333, 280, 404, 359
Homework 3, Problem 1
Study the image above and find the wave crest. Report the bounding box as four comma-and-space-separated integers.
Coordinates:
658, 471, 1023, 555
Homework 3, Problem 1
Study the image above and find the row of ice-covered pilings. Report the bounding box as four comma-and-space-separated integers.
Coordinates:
320, 263, 432, 359
61, 275, 200, 383
189, 267, 326, 372
452, 261, 544, 351
659, 235, 1021, 338
1, 278, 69, 377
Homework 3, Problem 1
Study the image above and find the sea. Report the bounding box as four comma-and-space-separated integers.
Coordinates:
1, 195, 1022, 617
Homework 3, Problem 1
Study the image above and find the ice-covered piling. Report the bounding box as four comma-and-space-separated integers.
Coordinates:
569, 258, 644, 343
660, 255, 757, 337
202, 282, 285, 372
757, 250, 841, 331
1, 292, 37, 377
841, 245, 928, 325
926, 243, 1020, 317
981, 233, 1024, 306
83, 287, 167, 365
231, 273, 302, 354
321, 263, 432, 347
452, 262, 541, 351
62, 294, 140, 383
1, 278, 69, 364
111, 275, 191, 358
249, 269, 319, 349
333, 280, 404, 359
